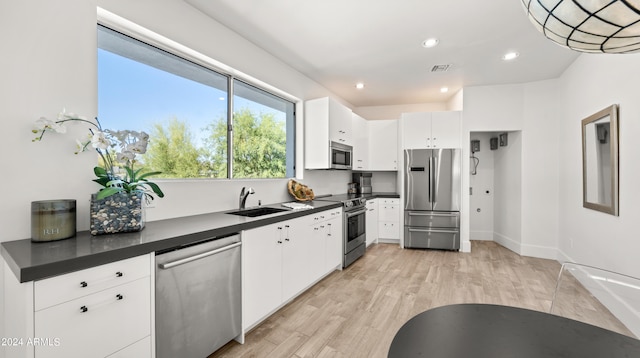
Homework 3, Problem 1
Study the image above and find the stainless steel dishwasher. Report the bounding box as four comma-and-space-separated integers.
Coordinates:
155, 233, 241, 358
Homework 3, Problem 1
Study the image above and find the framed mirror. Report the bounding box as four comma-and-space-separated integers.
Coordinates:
582, 104, 619, 216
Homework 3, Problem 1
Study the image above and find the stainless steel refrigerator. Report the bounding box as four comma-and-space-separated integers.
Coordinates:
404, 148, 461, 250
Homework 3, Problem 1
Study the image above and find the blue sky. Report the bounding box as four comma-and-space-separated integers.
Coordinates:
97, 49, 284, 147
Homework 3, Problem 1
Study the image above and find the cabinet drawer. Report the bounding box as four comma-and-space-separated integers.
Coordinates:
310, 208, 342, 223
35, 254, 150, 311
379, 198, 399, 205
378, 206, 399, 222
35, 277, 151, 358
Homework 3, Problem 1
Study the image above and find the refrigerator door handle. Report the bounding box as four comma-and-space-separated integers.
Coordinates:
430, 156, 437, 204
407, 212, 459, 217
407, 228, 459, 234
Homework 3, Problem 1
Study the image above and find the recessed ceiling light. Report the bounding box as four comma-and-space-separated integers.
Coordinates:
440, 87, 449, 93
355, 83, 365, 89
502, 52, 519, 61
422, 38, 439, 48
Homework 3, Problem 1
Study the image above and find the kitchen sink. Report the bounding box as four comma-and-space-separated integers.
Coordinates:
227, 207, 289, 217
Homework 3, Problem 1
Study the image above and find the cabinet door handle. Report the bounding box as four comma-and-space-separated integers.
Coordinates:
116, 294, 123, 301
277, 240, 283, 244
80, 305, 88, 313
116, 272, 123, 278
285, 238, 290, 241
80, 281, 88, 288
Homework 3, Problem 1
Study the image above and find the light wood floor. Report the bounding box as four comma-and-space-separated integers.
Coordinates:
209, 241, 625, 357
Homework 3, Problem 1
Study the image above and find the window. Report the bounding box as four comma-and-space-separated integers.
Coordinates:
97, 25, 295, 179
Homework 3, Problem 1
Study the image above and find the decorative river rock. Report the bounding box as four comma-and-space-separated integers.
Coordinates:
90, 192, 145, 235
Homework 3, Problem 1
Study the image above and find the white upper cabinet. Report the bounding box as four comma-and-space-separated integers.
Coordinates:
352, 113, 369, 170
305, 97, 353, 169
401, 112, 431, 149
368, 119, 398, 171
401, 111, 461, 149
431, 111, 462, 148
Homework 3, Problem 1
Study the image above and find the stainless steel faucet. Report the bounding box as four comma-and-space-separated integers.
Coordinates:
239, 187, 255, 209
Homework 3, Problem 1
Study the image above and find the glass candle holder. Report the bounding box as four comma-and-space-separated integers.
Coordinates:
31, 199, 76, 242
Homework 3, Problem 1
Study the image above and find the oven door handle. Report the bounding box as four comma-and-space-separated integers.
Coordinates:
345, 208, 367, 218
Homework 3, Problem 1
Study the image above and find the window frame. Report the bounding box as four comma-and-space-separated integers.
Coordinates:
97, 8, 300, 180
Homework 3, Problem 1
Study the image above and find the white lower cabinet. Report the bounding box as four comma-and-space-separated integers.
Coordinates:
311, 208, 342, 273
242, 208, 342, 330
35, 277, 151, 358
241, 222, 285, 330
365, 199, 378, 246
2, 254, 153, 358
324, 214, 343, 271
378, 199, 400, 241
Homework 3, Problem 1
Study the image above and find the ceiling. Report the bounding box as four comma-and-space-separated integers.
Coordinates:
185, 0, 580, 107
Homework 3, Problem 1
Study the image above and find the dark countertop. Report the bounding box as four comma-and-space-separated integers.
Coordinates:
364, 192, 399, 199
1, 192, 398, 283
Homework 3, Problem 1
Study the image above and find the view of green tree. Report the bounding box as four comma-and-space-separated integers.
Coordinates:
141, 109, 286, 179
203, 117, 228, 179
205, 108, 286, 178
143, 118, 207, 178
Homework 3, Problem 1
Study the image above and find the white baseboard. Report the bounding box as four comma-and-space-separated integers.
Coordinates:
520, 243, 557, 260
470, 230, 493, 241
493, 232, 521, 254
491, 232, 557, 260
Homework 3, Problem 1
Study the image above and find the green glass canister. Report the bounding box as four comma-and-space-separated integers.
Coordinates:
31, 199, 76, 242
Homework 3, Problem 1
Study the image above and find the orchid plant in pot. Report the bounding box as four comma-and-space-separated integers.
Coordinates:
33, 109, 164, 235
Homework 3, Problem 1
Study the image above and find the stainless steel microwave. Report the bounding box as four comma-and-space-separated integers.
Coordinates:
330, 141, 352, 170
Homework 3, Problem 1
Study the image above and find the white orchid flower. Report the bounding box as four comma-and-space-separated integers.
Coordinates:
75, 139, 88, 154
138, 131, 149, 142
117, 151, 135, 162
51, 122, 67, 134
57, 108, 87, 121
34, 117, 53, 131
91, 131, 111, 150
33, 117, 66, 133
105, 129, 127, 143
128, 140, 148, 155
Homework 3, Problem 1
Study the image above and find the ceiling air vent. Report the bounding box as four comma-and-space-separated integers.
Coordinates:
431, 64, 451, 72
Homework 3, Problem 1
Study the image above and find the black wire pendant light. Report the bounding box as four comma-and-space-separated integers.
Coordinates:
522, 0, 640, 53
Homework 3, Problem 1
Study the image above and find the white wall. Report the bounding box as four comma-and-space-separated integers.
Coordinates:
354, 103, 446, 120
469, 132, 496, 241
461, 84, 524, 253
1, 0, 100, 345
493, 131, 522, 252
462, 81, 560, 259
520, 80, 560, 258
556, 53, 640, 278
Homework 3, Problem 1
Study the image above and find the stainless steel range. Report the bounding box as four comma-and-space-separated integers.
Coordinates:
316, 194, 367, 267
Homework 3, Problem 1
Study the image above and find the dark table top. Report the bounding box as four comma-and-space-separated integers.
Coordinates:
388, 304, 640, 358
